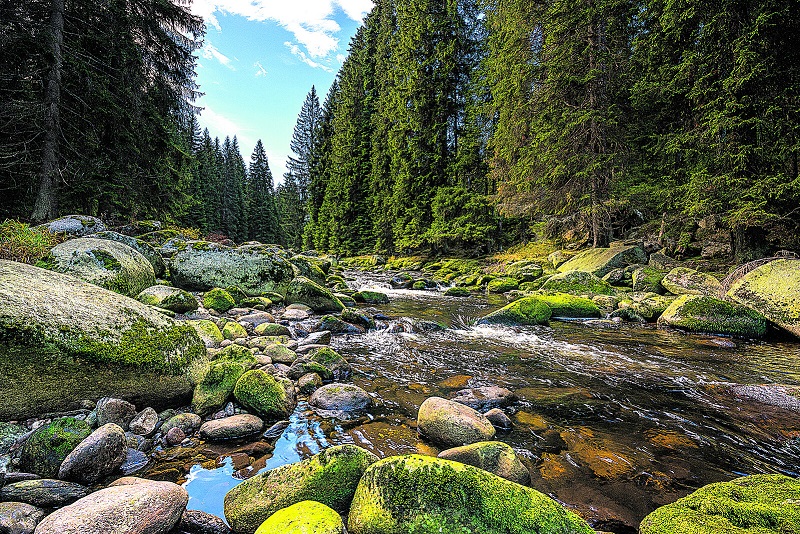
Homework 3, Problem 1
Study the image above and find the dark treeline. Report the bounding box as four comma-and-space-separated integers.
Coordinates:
3, 0, 799, 259
296, 0, 800, 260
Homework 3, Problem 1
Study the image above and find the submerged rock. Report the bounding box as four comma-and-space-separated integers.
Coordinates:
657, 294, 767, 338
223, 444, 378, 533
417, 396, 496, 448
44, 237, 156, 297
347, 455, 594, 534
727, 259, 800, 338
640, 474, 800, 534
255, 501, 345, 534
438, 441, 531, 486
170, 241, 294, 296
0, 261, 205, 420
34, 479, 188, 534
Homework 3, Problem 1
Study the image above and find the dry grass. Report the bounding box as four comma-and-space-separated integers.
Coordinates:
0, 219, 65, 264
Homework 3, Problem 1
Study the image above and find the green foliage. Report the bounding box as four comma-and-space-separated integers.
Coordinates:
0, 219, 64, 264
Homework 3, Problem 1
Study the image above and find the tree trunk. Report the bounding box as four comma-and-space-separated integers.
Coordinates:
31, 0, 64, 222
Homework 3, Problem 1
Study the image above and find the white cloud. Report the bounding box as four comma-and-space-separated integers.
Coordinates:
191, 1, 374, 58
198, 106, 255, 149
284, 42, 333, 72
254, 61, 268, 77
202, 43, 235, 69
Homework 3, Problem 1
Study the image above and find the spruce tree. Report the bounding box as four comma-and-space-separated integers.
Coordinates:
247, 140, 280, 244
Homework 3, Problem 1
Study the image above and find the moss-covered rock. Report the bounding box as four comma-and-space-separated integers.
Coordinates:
225, 286, 248, 305
224, 444, 379, 533
727, 259, 800, 338
188, 319, 224, 347
487, 277, 520, 294
417, 396, 495, 448
557, 245, 648, 277
285, 277, 344, 312
308, 347, 352, 381
438, 441, 530, 486
137, 285, 198, 313
44, 237, 156, 297
477, 297, 552, 326
262, 343, 298, 364
657, 294, 768, 338
541, 270, 616, 296
203, 288, 236, 313
91, 230, 166, 277
34, 214, 105, 236
335, 293, 356, 307
348, 454, 594, 534
0, 421, 26, 455
534, 293, 601, 318
444, 287, 471, 297
193, 346, 257, 416
0, 261, 205, 420
624, 294, 676, 322
289, 255, 328, 285
412, 280, 427, 290
631, 267, 666, 294
640, 474, 800, 534
240, 296, 273, 309
222, 321, 248, 340
548, 250, 574, 269
315, 315, 364, 335
234, 369, 296, 420
341, 308, 375, 330
19, 417, 92, 478
254, 322, 291, 337
255, 500, 345, 534
506, 260, 544, 282
170, 242, 295, 296
352, 290, 390, 304
661, 267, 722, 296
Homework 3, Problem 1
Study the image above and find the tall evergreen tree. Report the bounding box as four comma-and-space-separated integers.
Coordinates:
247, 140, 280, 244
276, 173, 305, 249
287, 86, 322, 205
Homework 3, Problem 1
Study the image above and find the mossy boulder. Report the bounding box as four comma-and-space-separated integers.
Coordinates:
506, 260, 544, 282
541, 270, 616, 296
631, 267, 666, 294
255, 500, 344, 534
557, 245, 648, 277
290, 255, 328, 285
19, 417, 92, 478
241, 296, 273, 309
727, 259, 800, 338
254, 323, 291, 337
308, 347, 352, 381
34, 214, 105, 237
445, 287, 471, 297
548, 250, 574, 269
534, 293, 601, 318
347, 454, 594, 534
225, 286, 248, 305
487, 277, 520, 294
438, 441, 530, 486
91, 230, 166, 277
44, 237, 156, 297
234, 369, 296, 420
170, 242, 295, 296
188, 319, 224, 347
661, 267, 722, 296
285, 277, 345, 312
222, 321, 248, 340
417, 396, 496, 448
639, 474, 800, 534
477, 297, 552, 326
193, 346, 257, 416
315, 315, 364, 335
203, 288, 236, 313
623, 294, 676, 322
352, 290, 390, 305
0, 261, 205, 420
657, 294, 768, 338
137, 285, 197, 313
223, 444, 379, 533
262, 343, 298, 364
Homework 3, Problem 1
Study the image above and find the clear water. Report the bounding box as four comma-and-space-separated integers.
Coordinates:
155, 272, 800, 532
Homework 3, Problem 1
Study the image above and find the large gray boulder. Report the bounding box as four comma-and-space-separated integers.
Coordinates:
727, 259, 800, 338
0, 261, 205, 420
0, 502, 45, 534
44, 237, 156, 296
33, 479, 188, 534
417, 397, 496, 448
170, 242, 294, 296
90, 231, 166, 277
34, 214, 105, 237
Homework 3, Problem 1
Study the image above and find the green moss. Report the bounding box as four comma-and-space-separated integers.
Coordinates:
342, 308, 375, 329
92, 250, 121, 270
255, 500, 345, 534
658, 294, 768, 338
727, 259, 800, 337
204, 288, 236, 312
285, 277, 345, 312
347, 454, 593, 534
640, 474, 800, 534
557, 245, 647, 277
240, 296, 273, 309
233, 369, 295, 419
662, 267, 722, 296
412, 281, 428, 290
222, 321, 247, 340
352, 290, 389, 304
136, 285, 197, 313
255, 322, 291, 336
487, 277, 520, 294
445, 287, 471, 297
478, 297, 552, 326
309, 347, 351, 380
225, 286, 248, 305
224, 445, 379, 533
541, 270, 616, 296
631, 267, 666, 294
19, 417, 92, 478
188, 319, 224, 346
193, 359, 251, 416
534, 292, 601, 318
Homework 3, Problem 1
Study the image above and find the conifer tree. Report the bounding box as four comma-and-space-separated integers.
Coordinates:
247, 140, 280, 244
276, 173, 305, 249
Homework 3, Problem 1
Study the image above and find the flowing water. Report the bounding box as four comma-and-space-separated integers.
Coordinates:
162, 272, 800, 532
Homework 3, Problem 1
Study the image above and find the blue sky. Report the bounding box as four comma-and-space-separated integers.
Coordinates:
189, 0, 373, 180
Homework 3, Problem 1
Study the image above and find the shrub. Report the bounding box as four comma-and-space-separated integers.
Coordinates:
0, 219, 65, 264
